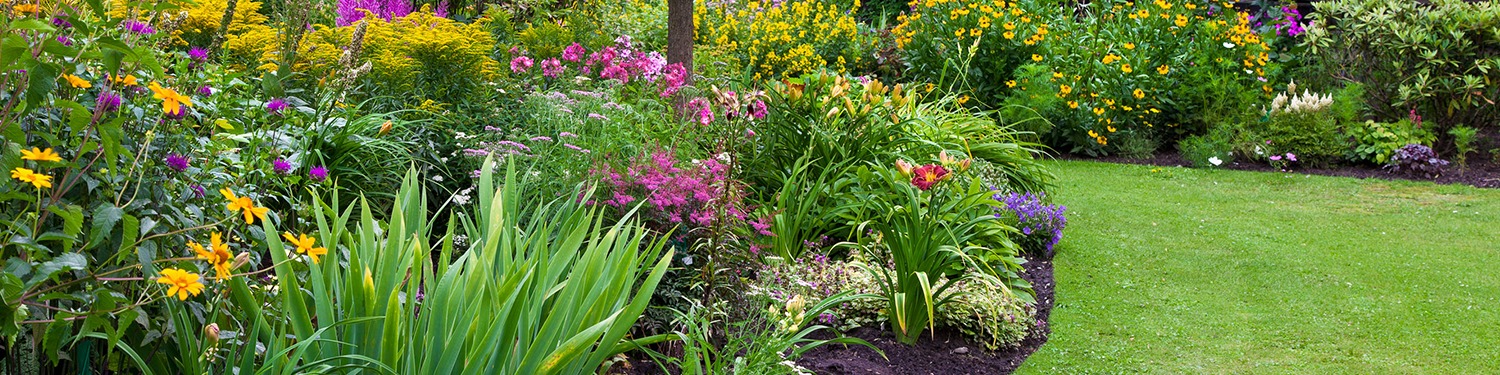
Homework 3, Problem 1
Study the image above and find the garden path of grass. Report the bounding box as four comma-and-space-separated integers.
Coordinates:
1015, 161, 1500, 374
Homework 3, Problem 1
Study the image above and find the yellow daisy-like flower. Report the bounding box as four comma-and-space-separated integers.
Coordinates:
221, 189, 269, 224
970, 28, 982, 37
113, 74, 139, 87
1124, 42, 1135, 50
190, 232, 236, 279
21, 147, 62, 162
1067, 100, 1079, 109
1133, 89, 1146, 99
1003, 31, 1015, 39
62, 74, 91, 89
1121, 64, 1133, 73
282, 232, 329, 264
157, 268, 205, 300
1137, 9, 1149, 18
1088, 130, 1099, 138
954, 28, 966, 37
148, 82, 193, 116
1059, 84, 1072, 95
9, 167, 51, 189
1006, 80, 1017, 88
1157, 65, 1170, 75
1096, 136, 1108, 145
1092, 107, 1106, 115
12, 4, 40, 14
1052, 72, 1064, 79
1031, 54, 1043, 62
1175, 15, 1189, 27
1003, 22, 1016, 30
1107, 126, 1117, 132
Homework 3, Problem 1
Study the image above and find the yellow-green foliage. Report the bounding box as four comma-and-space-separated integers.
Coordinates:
105, 0, 268, 48
225, 8, 499, 103
695, 0, 872, 79
516, 21, 574, 59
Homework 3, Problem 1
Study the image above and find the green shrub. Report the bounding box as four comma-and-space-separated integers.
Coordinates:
1344, 119, 1436, 165
1449, 125, 1479, 168
1246, 84, 1346, 165
936, 278, 1037, 351
1303, 0, 1500, 131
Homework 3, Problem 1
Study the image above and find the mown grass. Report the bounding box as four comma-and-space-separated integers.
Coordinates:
1017, 161, 1500, 374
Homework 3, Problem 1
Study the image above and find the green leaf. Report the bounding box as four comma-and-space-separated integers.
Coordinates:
24, 63, 59, 112
119, 214, 139, 255
86, 205, 124, 250
47, 205, 84, 251
43, 313, 74, 364
9, 18, 56, 32
28, 253, 88, 288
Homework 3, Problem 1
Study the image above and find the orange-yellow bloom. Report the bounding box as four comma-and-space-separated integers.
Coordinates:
62, 74, 91, 89
10, 167, 51, 189
148, 82, 192, 116
21, 147, 62, 162
190, 232, 235, 279
282, 232, 328, 264
221, 189, 269, 224
157, 268, 205, 300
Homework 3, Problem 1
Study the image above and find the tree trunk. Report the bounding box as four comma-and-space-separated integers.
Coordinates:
667, 0, 695, 86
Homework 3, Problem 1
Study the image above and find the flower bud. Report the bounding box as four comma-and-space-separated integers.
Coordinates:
204, 323, 221, 346
895, 159, 914, 176
231, 252, 251, 270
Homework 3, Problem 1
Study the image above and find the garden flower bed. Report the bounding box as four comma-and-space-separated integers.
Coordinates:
2, 0, 1496, 373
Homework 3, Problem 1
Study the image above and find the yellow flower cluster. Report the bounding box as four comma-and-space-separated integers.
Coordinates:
893, 0, 1051, 49
695, 0, 868, 79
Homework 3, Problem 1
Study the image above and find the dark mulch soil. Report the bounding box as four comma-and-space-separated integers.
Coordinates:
793, 258, 1056, 375
1066, 150, 1500, 189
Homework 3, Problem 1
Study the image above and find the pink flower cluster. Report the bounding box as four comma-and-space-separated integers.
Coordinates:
594, 149, 748, 228
336, 0, 448, 26
508, 36, 687, 98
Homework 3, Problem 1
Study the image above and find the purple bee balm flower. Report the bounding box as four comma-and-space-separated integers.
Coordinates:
198, 85, 213, 96
165, 153, 190, 172
188, 46, 209, 61
56, 35, 72, 46
52, 15, 72, 29
122, 20, 156, 35
272, 158, 293, 175
266, 98, 288, 115
96, 92, 121, 112
190, 184, 206, 199
309, 165, 329, 182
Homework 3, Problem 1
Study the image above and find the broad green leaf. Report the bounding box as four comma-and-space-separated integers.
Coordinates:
86, 205, 124, 250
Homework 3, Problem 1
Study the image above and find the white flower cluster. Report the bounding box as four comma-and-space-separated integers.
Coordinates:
1267, 80, 1333, 114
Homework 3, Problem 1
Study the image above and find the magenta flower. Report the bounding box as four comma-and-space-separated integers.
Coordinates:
309, 165, 329, 182
190, 184, 207, 199
122, 20, 156, 35
165, 153, 190, 172
198, 85, 213, 97
188, 47, 209, 61
510, 56, 534, 74
266, 98, 289, 115
750, 99, 768, 119
272, 158, 293, 175
562, 42, 586, 62
336, 0, 416, 26
541, 58, 564, 78
1269, 155, 1283, 161
56, 35, 72, 46
1286, 153, 1297, 162
687, 98, 713, 126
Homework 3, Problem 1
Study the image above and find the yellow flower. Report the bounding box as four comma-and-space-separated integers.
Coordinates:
1096, 136, 1108, 145
1052, 72, 1064, 79
157, 268, 205, 300
1175, 15, 1189, 27
113, 74, 139, 87
1121, 64, 1133, 73
1088, 130, 1099, 138
1123, 105, 1134, 111
1003, 31, 1015, 39
1006, 80, 1017, 88
221, 189, 269, 224
1031, 54, 1043, 62
1102, 54, 1119, 64
1067, 100, 1079, 109
955, 28, 966, 37
1003, 22, 1016, 30
1059, 84, 1072, 95
190, 232, 235, 279
21, 147, 62, 162
1107, 126, 1117, 132
13, 4, 39, 14
282, 232, 329, 264
1157, 65, 1170, 75
970, 28, 982, 37
1137, 9, 1149, 18
148, 82, 193, 116
10, 167, 51, 189
958, 95, 971, 105
62, 74, 91, 89
1092, 107, 1106, 115
1133, 88, 1146, 99
1124, 42, 1135, 50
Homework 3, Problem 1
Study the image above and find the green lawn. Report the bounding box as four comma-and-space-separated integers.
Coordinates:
1016, 161, 1500, 374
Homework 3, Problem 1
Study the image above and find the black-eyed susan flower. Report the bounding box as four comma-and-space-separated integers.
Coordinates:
1032, 54, 1043, 62
1124, 42, 1135, 50
157, 268, 205, 300
1121, 64, 1133, 73
1133, 89, 1146, 99
221, 189, 269, 224
282, 232, 328, 264
21, 147, 62, 162
1157, 65, 1170, 75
